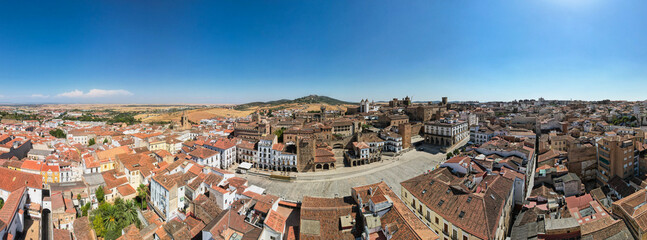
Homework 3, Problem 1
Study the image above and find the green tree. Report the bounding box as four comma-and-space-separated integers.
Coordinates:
49, 129, 66, 138
91, 198, 141, 240
446, 152, 454, 159
88, 138, 96, 146
137, 184, 148, 210
0, 198, 4, 210
453, 149, 460, 155
103, 138, 109, 144
96, 186, 105, 203
274, 127, 285, 143
81, 202, 90, 216
93, 214, 106, 237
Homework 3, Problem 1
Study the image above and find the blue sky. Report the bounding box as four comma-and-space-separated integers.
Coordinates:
1, 0, 647, 104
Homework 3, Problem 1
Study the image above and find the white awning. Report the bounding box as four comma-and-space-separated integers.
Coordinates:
238, 162, 253, 170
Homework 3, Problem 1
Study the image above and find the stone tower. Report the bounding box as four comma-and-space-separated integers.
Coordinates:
400, 123, 412, 149
180, 111, 190, 130
297, 137, 316, 172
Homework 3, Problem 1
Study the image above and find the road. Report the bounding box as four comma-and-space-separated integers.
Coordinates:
236, 144, 446, 201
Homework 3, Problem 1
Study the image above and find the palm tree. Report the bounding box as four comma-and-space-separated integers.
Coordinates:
137, 184, 148, 209
124, 199, 141, 228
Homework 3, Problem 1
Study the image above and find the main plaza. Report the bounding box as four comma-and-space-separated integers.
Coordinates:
236, 142, 446, 201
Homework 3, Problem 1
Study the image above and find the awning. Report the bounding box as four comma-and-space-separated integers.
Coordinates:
238, 162, 253, 170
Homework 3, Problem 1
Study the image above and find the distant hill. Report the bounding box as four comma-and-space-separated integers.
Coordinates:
234, 95, 355, 110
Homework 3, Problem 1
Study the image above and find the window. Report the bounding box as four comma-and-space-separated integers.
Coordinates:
435, 217, 439, 224
459, 211, 465, 218
438, 200, 444, 207
467, 197, 472, 203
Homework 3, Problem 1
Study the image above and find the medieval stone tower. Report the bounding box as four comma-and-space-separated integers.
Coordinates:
297, 137, 316, 172
400, 123, 412, 149
180, 111, 190, 130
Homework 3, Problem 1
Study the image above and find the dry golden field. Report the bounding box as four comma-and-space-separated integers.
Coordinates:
2, 102, 353, 123
136, 107, 255, 123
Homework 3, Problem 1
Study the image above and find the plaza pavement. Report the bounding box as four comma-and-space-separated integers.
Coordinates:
235, 144, 446, 201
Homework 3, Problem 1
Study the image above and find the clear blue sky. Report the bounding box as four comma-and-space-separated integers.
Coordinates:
1, 0, 647, 104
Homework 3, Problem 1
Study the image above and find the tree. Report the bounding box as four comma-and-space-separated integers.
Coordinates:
446, 152, 454, 159
96, 185, 105, 203
0, 198, 4, 210
49, 129, 66, 138
93, 214, 106, 237
274, 127, 285, 143
77, 193, 82, 202
81, 202, 90, 216
103, 138, 109, 144
453, 149, 460, 155
91, 198, 141, 240
88, 138, 96, 146
137, 184, 148, 210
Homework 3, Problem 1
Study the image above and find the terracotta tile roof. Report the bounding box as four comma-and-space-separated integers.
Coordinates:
41, 164, 59, 173
0, 187, 26, 225
300, 196, 356, 240
118, 153, 156, 177
191, 194, 223, 223
613, 189, 647, 232
53, 229, 72, 240
265, 209, 287, 233
211, 138, 237, 150
152, 172, 184, 190
237, 140, 256, 150
153, 149, 172, 158
97, 146, 130, 161
117, 184, 137, 197
580, 214, 632, 239
101, 170, 128, 190
0, 167, 42, 191
352, 142, 370, 149
188, 147, 219, 159
253, 194, 279, 214
206, 210, 262, 240
20, 159, 43, 171
272, 143, 285, 151
401, 167, 513, 240
183, 216, 205, 238
226, 176, 248, 189
116, 224, 140, 240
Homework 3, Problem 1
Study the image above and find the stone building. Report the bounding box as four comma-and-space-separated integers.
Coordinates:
423, 119, 469, 148
399, 123, 412, 149
377, 114, 409, 128
567, 139, 597, 181
388, 96, 412, 107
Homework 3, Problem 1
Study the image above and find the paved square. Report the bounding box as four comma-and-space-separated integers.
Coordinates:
236, 147, 446, 201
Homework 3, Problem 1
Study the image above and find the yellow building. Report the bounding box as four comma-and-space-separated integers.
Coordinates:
96, 146, 131, 173
148, 139, 168, 152
41, 164, 61, 184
